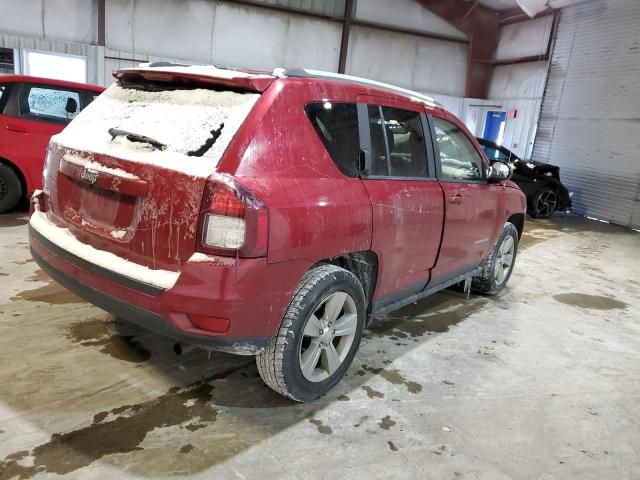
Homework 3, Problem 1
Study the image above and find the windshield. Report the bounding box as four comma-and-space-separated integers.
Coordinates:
481, 143, 512, 163
53, 83, 259, 177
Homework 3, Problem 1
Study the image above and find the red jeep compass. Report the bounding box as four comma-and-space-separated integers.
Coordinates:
29, 64, 526, 401
0, 75, 104, 212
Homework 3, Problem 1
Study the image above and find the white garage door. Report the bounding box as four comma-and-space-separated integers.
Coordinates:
532, 0, 640, 229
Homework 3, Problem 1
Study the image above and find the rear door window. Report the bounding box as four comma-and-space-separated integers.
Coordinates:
19, 85, 81, 124
366, 105, 428, 178
305, 102, 360, 178
432, 117, 484, 181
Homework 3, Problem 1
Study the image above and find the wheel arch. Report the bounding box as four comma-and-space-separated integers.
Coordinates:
0, 156, 30, 199
312, 250, 379, 315
507, 213, 525, 239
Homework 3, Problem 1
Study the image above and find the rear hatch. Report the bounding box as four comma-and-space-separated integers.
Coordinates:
42, 66, 272, 272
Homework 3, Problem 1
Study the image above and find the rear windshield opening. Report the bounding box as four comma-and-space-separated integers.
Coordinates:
53, 82, 260, 176
118, 74, 256, 96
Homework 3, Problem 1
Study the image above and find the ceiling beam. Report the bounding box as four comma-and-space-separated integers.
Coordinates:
338, 0, 354, 73
498, 6, 555, 25
97, 0, 105, 46
416, 0, 501, 99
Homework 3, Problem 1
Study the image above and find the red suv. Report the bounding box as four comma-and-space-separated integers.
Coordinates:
29, 64, 525, 401
0, 75, 104, 212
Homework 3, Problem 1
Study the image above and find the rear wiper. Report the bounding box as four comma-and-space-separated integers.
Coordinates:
109, 128, 167, 151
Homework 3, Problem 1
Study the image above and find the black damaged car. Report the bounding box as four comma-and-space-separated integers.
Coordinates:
477, 138, 572, 219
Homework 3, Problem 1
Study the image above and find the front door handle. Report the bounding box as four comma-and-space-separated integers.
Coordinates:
448, 194, 466, 204
5, 124, 28, 133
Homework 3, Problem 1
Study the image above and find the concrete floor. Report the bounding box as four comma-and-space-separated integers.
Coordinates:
0, 212, 639, 480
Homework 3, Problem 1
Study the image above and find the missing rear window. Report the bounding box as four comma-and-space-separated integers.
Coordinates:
188, 123, 224, 157
53, 84, 260, 177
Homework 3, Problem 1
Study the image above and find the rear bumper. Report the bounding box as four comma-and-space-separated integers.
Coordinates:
31, 246, 268, 353
29, 218, 310, 355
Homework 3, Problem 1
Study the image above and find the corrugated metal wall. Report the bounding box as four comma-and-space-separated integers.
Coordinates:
532, 0, 640, 228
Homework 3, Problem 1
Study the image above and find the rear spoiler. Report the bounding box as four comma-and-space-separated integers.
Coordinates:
113, 63, 275, 92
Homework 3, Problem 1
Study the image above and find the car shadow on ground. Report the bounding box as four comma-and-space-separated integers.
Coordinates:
0, 280, 492, 479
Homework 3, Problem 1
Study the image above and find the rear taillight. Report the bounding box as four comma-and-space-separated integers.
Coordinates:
197, 177, 268, 258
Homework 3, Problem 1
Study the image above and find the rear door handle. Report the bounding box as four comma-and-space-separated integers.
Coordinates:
448, 194, 466, 204
5, 124, 28, 133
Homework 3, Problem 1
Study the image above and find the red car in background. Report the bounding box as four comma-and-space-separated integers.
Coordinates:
0, 75, 104, 212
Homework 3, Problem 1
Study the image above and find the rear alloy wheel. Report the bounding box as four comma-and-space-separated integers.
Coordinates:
257, 264, 365, 402
530, 187, 558, 218
299, 291, 358, 383
0, 163, 23, 214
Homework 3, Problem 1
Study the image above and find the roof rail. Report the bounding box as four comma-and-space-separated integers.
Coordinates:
274, 68, 441, 107
146, 61, 192, 68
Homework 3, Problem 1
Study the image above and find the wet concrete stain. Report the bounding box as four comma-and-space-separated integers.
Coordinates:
11, 269, 83, 305
378, 415, 396, 430
180, 444, 194, 454
337, 394, 350, 401
553, 293, 628, 311
28, 269, 50, 283
13, 258, 34, 266
432, 445, 448, 456
0, 451, 37, 480
361, 365, 422, 394
519, 233, 549, 250
362, 386, 384, 399
0, 377, 225, 478
368, 292, 489, 339
387, 441, 398, 452
527, 214, 630, 236
0, 214, 28, 227
67, 319, 151, 363
309, 419, 332, 435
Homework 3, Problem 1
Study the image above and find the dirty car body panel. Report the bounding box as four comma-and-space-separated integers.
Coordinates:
29, 65, 526, 374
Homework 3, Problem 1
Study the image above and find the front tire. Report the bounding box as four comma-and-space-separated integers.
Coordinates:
0, 164, 23, 213
473, 223, 518, 296
257, 264, 366, 402
530, 186, 558, 218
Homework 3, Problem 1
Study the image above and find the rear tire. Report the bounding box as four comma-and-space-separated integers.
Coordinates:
256, 264, 366, 402
473, 223, 518, 296
0, 163, 23, 214
530, 186, 558, 218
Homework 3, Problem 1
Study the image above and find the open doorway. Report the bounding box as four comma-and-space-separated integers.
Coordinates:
23, 50, 87, 83
483, 111, 506, 145
0, 48, 15, 74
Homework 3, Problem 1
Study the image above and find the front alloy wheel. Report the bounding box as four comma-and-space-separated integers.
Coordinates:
532, 187, 558, 218
494, 235, 515, 286
473, 222, 519, 296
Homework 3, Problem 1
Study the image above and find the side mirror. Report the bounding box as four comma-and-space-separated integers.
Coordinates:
487, 161, 512, 183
